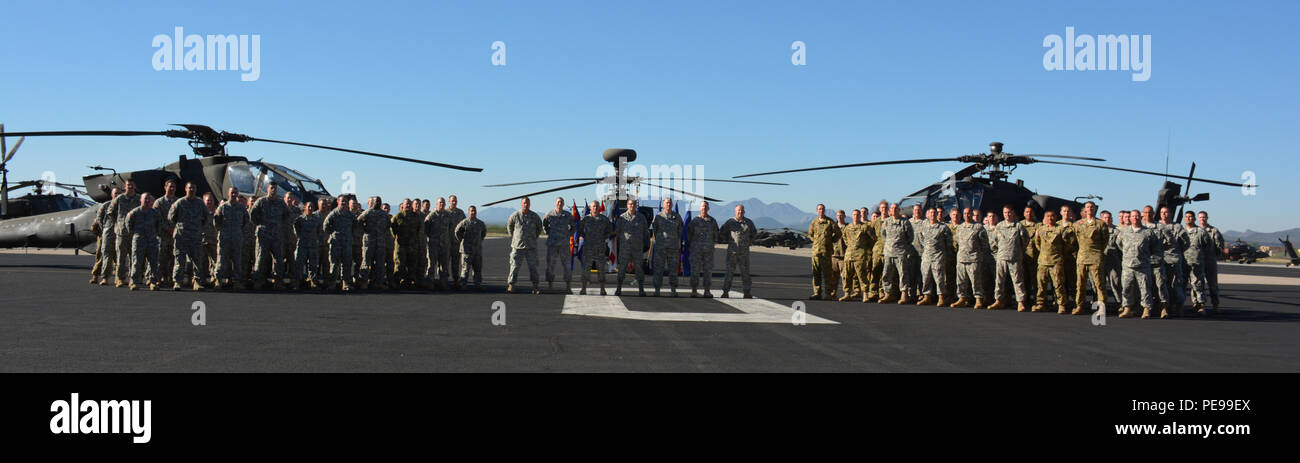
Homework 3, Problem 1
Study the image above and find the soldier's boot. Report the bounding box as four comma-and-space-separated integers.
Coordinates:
532, 284, 542, 295
861, 293, 872, 303
935, 295, 950, 307
341, 281, 354, 293
988, 299, 1006, 310
1071, 305, 1087, 315
149, 282, 159, 291
600, 282, 607, 296
129, 283, 140, 291
1017, 301, 1031, 312
637, 287, 646, 297
115, 280, 127, 288
193, 280, 205, 291
614, 286, 623, 296
653, 287, 661, 297
90, 276, 98, 284
1141, 307, 1152, 319
720, 291, 729, 299
947, 297, 968, 308
897, 294, 913, 305
1160, 307, 1171, 319
1118, 307, 1138, 318
878, 293, 898, 304
670, 287, 678, 297
172, 282, 184, 291
743, 292, 753, 299
914, 294, 933, 306
972, 298, 987, 310
579, 282, 587, 295
702, 288, 713, 298
809, 292, 821, 300
1057, 304, 1069, 315
99, 278, 110, 286
838, 293, 853, 302
1031, 301, 1047, 312
507, 283, 516, 293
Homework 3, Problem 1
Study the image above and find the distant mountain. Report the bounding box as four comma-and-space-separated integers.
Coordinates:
478, 206, 515, 225
1222, 228, 1300, 245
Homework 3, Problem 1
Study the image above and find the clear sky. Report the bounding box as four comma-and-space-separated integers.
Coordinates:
2, 0, 1295, 231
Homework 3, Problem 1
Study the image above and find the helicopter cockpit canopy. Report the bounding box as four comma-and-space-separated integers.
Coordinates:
227, 162, 330, 201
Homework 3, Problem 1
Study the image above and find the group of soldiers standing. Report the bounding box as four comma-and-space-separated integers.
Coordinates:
88, 179, 487, 293
502, 196, 758, 298
806, 200, 1227, 319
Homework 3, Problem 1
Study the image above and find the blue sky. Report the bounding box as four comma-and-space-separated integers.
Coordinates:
2, 0, 1295, 231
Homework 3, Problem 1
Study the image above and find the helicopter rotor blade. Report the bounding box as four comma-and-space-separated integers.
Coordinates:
733, 157, 959, 179
640, 181, 722, 202
0, 130, 166, 138
1019, 154, 1107, 162
481, 180, 601, 207
3, 136, 24, 163
482, 178, 602, 187
1032, 159, 1255, 188
246, 137, 484, 172
636, 177, 789, 186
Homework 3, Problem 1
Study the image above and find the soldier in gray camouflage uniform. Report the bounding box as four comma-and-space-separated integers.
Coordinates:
916, 208, 953, 306
651, 198, 684, 297
213, 187, 250, 289
576, 200, 613, 295
1140, 207, 1169, 313
125, 193, 163, 291
357, 196, 392, 290
719, 203, 757, 298
153, 180, 179, 287
454, 205, 488, 289
506, 197, 544, 293
324, 196, 356, 291
168, 182, 211, 290
687, 201, 719, 298
294, 201, 324, 289
110, 180, 141, 287
1155, 206, 1189, 316
447, 195, 468, 288
424, 198, 453, 289
1198, 211, 1225, 311
989, 206, 1030, 311
250, 183, 294, 289
615, 199, 649, 297
1117, 209, 1159, 319
1182, 211, 1214, 314
1102, 211, 1124, 308
950, 212, 990, 308
90, 187, 121, 285
906, 204, 925, 301
542, 197, 577, 291
877, 203, 914, 304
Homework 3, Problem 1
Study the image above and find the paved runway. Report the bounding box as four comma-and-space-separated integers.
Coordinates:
2, 237, 1297, 372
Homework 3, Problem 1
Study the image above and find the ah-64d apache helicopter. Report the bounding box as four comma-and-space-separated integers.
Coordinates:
735, 142, 1256, 219
0, 123, 481, 249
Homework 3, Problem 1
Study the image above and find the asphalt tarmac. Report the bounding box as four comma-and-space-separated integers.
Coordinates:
2, 238, 1297, 372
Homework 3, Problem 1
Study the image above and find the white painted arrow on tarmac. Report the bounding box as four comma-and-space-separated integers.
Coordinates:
562, 289, 838, 324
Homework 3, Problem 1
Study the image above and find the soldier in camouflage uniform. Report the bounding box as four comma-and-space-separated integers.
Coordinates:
1020, 206, 1041, 299
1072, 201, 1110, 315
413, 198, 429, 281
651, 198, 684, 297
840, 210, 871, 302
831, 210, 848, 299
916, 208, 953, 307
506, 197, 544, 293
358, 196, 394, 290
125, 194, 163, 291
249, 184, 294, 289
720, 204, 757, 299
424, 198, 453, 289
350, 198, 364, 281
446, 195, 468, 289
110, 180, 141, 288
455, 206, 488, 290
906, 204, 925, 302
168, 182, 211, 290
1182, 211, 1215, 314
90, 187, 121, 285
1156, 206, 1190, 316
240, 196, 255, 288
576, 201, 614, 295
1057, 205, 1079, 312
1139, 206, 1168, 312
317, 198, 333, 281
213, 187, 250, 289
867, 202, 888, 300
807, 204, 840, 300
153, 180, 179, 287
1029, 211, 1074, 314
324, 196, 356, 292
201, 193, 219, 284
856, 207, 878, 301
877, 204, 914, 304
614, 199, 649, 297
687, 201, 719, 298
543, 197, 578, 291
945, 208, 962, 298
1102, 211, 1124, 308
1198, 211, 1226, 311
293, 201, 324, 289
990, 206, 1030, 311
1117, 209, 1159, 319
950, 210, 990, 309
282, 192, 301, 282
